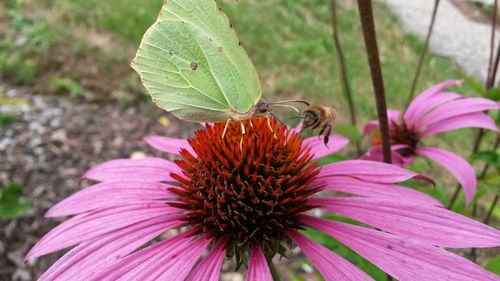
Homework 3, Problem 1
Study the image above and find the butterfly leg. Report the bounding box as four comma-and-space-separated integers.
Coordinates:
266, 114, 278, 139
221, 119, 231, 139
239, 122, 246, 150
248, 119, 258, 137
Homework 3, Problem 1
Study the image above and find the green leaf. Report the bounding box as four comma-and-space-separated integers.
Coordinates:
426, 186, 448, 205
450, 181, 493, 216
0, 182, 23, 202
0, 112, 17, 128
484, 256, 500, 275
0, 200, 32, 219
464, 76, 485, 94
404, 158, 430, 173
0, 182, 32, 219
482, 174, 500, 190
317, 153, 348, 165
469, 151, 500, 167
483, 88, 500, 101
50, 77, 85, 98
335, 123, 362, 142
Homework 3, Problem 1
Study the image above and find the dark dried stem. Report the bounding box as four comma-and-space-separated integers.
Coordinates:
357, 2, 390, 277
407, 0, 441, 107
330, 0, 362, 156
490, 41, 500, 86
468, 131, 499, 262
448, 0, 499, 209
484, 194, 499, 225
487, 0, 499, 87
357, 0, 392, 164
480, 134, 500, 179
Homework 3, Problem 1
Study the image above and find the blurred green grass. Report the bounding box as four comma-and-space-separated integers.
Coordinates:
2, 0, 493, 202
38, 0, 482, 167
1, 0, 468, 116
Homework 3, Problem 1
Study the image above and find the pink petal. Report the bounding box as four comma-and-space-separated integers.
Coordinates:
362, 109, 401, 135
82, 158, 181, 182
144, 135, 195, 156
361, 145, 413, 167
302, 215, 499, 281
317, 176, 442, 206
304, 134, 349, 159
96, 231, 210, 281
287, 229, 373, 281
404, 92, 461, 125
150, 237, 211, 280
38, 216, 181, 281
318, 160, 432, 184
26, 203, 176, 260
311, 197, 500, 248
404, 80, 462, 123
415, 97, 499, 131
186, 239, 227, 281
416, 147, 476, 205
363, 120, 379, 135
420, 112, 498, 137
245, 246, 273, 281
387, 109, 401, 123
93, 230, 193, 279
46, 181, 173, 217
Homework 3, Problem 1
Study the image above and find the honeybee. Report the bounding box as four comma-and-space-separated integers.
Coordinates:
248, 100, 337, 146
301, 104, 337, 146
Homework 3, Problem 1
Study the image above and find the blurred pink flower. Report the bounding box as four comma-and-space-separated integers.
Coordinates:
26, 118, 499, 280
363, 80, 499, 205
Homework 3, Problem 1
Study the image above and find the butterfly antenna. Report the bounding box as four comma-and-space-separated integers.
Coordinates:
222, 119, 231, 139
270, 104, 301, 114
268, 100, 311, 106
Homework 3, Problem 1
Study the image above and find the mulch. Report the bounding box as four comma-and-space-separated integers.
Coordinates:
0, 86, 199, 280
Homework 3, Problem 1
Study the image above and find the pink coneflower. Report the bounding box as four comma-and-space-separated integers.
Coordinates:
27, 118, 499, 280
364, 80, 499, 205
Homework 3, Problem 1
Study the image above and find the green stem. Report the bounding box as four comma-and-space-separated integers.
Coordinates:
265, 254, 280, 281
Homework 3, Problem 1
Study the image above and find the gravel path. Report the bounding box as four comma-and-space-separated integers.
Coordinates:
383, 0, 497, 83
0, 87, 200, 280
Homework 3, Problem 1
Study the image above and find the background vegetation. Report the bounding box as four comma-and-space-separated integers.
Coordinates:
1, 0, 498, 280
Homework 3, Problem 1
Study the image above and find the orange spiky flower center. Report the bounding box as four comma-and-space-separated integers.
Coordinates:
169, 117, 321, 260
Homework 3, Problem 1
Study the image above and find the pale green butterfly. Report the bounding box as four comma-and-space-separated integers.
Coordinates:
131, 0, 309, 127
131, 0, 266, 124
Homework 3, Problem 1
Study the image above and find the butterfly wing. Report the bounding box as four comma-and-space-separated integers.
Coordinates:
131, 0, 262, 122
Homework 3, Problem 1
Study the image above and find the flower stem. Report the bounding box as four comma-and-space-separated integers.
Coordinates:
486, 0, 499, 87
448, 0, 499, 209
406, 0, 441, 107
265, 253, 280, 281
330, 0, 362, 156
468, 130, 499, 262
357, 0, 392, 164
484, 194, 499, 225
